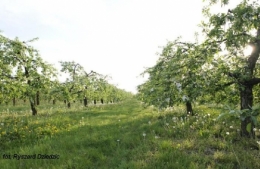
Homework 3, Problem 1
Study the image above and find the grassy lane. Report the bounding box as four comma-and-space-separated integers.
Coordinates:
1, 100, 260, 168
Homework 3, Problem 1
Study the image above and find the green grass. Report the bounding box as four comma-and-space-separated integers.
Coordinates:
1, 99, 260, 169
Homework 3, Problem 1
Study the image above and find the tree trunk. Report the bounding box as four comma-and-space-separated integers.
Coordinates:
13, 97, 16, 106
36, 91, 40, 105
67, 102, 71, 108
240, 84, 255, 138
101, 98, 104, 104
186, 101, 193, 115
169, 97, 173, 107
29, 98, 37, 115
64, 100, 67, 104
53, 99, 56, 105
94, 99, 96, 105
84, 97, 88, 107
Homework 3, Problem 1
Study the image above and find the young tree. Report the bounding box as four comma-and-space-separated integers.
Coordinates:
201, 0, 260, 137
0, 34, 57, 115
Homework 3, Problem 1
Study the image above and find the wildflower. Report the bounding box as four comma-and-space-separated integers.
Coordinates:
118, 119, 121, 122
173, 126, 176, 129
208, 114, 210, 117
230, 126, 233, 129
143, 133, 146, 137
117, 139, 120, 142
166, 123, 169, 126
1, 123, 4, 126
253, 128, 257, 132
226, 132, 230, 135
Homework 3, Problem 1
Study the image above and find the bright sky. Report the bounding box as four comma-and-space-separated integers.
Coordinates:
0, 0, 206, 93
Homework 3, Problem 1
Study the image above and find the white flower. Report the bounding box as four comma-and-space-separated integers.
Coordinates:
230, 126, 233, 129
166, 123, 169, 126
143, 133, 146, 137
253, 128, 257, 132
226, 132, 230, 135
173, 126, 176, 129
117, 139, 120, 142
208, 114, 210, 117
1, 123, 4, 126
118, 119, 121, 122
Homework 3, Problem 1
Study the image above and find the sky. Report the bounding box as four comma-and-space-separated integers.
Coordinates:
0, 0, 230, 93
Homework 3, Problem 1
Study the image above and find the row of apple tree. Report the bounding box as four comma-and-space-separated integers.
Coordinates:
0, 34, 132, 115
136, 0, 260, 138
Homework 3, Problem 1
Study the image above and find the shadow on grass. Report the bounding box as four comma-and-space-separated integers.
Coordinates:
0, 100, 255, 169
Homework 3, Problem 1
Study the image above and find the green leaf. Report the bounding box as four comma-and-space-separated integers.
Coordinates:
246, 123, 252, 133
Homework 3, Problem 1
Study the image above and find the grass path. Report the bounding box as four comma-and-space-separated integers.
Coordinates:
1, 99, 260, 168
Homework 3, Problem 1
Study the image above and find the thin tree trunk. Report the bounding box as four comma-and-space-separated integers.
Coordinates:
101, 98, 104, 104
94, 99, 96, 105
84, 97, 88, 107
13, 97, 16, 106
53, 99, 56, 105
29, 98, 37, 115
67, 102, 71, 108
36, 91, 40, 105
240, 84, 255, 138
186, 101, 193, 115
